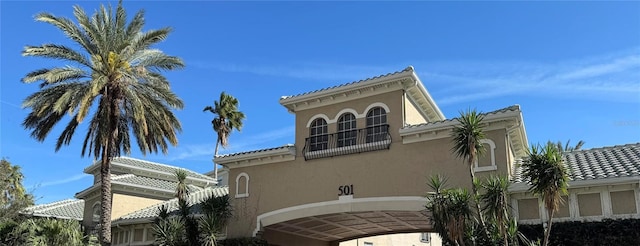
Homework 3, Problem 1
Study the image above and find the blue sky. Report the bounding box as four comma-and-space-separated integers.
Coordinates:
1, 1, 639, 204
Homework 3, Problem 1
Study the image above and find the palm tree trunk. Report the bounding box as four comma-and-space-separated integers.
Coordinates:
469, 160, 489, 241
543, 209, 555, 246
214, 140, 220, 181
99, 145, 112, 246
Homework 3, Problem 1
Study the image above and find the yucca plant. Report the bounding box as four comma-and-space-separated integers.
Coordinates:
521, 143, 569, 246
451, 109, 490, 240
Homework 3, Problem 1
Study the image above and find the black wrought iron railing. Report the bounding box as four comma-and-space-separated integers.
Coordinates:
303, 124, 391, 160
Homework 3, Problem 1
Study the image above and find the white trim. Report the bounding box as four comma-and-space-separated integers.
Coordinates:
569, 193, 579, 218
235, 172, 249, 198
215, 145, 296, 166
602, 190, 612, 217
364, 102, 391, 115
474, 139, 497, 172
252, 196, 427, 237
335, 108, 361, 119
306, 114, 332, 127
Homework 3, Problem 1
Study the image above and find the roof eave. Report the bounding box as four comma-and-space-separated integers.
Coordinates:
509, 176, 640, 192
279, 68, 415, 112
215, 146, 296, 165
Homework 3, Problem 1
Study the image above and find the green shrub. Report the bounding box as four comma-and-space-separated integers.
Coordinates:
519, 219, 640, 246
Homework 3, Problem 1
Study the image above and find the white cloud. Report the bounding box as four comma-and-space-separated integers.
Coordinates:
40, 174, 91, 188
193, 48, 640, 105
167, 126, 295, 161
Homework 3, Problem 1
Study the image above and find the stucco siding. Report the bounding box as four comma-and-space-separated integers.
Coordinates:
403, 96, 427, 125
578, 193, 603, 216
611, 190, 637, 215
112, 193, 164, 220
518, 198, 539, 220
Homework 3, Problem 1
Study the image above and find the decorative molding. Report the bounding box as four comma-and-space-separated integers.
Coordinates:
235, 172, 249, 199
474, 139, 497, 172
252, 196, 428, 237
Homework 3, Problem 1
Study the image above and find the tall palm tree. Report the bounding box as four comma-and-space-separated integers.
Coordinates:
203, 92, 245, 181
21, 2, 184, 244
450, 109, 489, 239
521, 143, 569, 246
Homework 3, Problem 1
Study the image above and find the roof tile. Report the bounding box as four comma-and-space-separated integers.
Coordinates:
512, 143, 640, 183
23, 199, 85, 220
279, 66, 415, 101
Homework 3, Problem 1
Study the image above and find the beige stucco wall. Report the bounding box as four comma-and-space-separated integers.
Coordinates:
553, 196, 570, 218
578, 193, 603, 216
611, 190, 637, 215
403, 95, 428, 125
518, 198, 540, 220
112, 193, 164, 219
340, 233, 442, 246
226, 89, 512, 240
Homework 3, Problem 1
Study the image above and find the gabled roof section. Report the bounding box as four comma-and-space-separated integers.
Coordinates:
113, 186, 229, 226
512, 143, 640, 185
215, 144, 296, 169
84, 157, 215, 184
22, 199, 84, 220
400, 105, 528, 157
279, 66, 445, 122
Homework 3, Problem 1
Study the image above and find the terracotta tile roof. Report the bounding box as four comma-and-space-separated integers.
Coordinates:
23, 199, 84, 220
215, 144, 295, 158
114, 186, 229, 224
402, 105, 521, 130
279, 66, 415, 101
512, 143, 640, 183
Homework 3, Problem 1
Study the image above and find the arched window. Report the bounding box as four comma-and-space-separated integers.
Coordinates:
92, 202, 101, 223
366, 107, 387, 143
235, 172, 249, 198
309, 118, 328, 151
337, 113, 357, 147
475, 139, 497, 172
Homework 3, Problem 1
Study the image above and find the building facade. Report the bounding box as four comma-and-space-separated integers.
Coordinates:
23, 66, 640, 246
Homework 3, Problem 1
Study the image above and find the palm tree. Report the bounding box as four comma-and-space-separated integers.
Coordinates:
450, 109, 490, 239
175, 170, 199, 246
548, 140, 585, 152
199, 194, 232, 246
520, 143, 569, 246
480, 175, 510, 246
21, 2, 184, 244
203, 92, 245, 181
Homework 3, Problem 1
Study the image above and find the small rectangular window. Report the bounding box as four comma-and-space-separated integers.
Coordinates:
420, 233, 431, 243
364, 242, 373, 246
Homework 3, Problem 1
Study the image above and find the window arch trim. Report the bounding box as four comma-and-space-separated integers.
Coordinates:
474, 139, 497, 172
235, 172, 249, 198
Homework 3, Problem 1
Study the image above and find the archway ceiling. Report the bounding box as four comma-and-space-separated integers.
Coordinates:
264, 210, 432, 242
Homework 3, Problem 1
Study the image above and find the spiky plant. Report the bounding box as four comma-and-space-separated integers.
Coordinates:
521, 142, 569, 246
451, 108, 490, 240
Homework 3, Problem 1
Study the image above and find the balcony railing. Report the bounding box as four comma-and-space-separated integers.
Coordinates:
303, 124, 391, 160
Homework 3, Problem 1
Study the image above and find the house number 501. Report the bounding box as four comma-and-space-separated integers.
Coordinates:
338, 185, 354, 196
